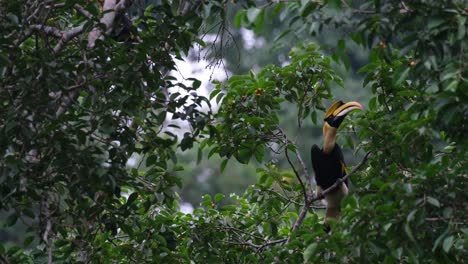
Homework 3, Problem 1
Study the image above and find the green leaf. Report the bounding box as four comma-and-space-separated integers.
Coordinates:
234, 10, 246, 28
247, 8, 260, 23
254, 9, 265, 33
404, 222, 416, 242
338, 39, 346, 51
24, 236, 35, 247
433, 226, 451, 252
220, 159, 228, 173
442, 236, 454, 252
192, 79, 201, 89
427, 196, 440, 207
440, 69, 458, 82
214, 193, 225, 203
5, 213, 18, 227
254, 144, 265, 163
210, 89, 221, 100
236, 148, 251, 164
216, 92, 224, 104
126, 192, 139, 206
180, 134, 193, 151
446, 80, 458, 92
0, 53, 10, 66
369, 97, 377, 110
301, 2, 318, 17
201, 194, 212, 207
303, 242, 318, 261
287, 144, 297, 152
274, 29, 291, 43
427, 18, 445, 29
457, 16, 466, 40
393, 66, 410, 87
311, 111, 317, 124
328, 0, 341, 9
144, 4, 154, 15
7, 13, 19, 24
194, 38, 206, 47
120, 224, 133, 236
197, 147, 203, 164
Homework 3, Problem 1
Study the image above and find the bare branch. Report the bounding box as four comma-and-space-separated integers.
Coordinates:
74, 4, 94, 20
341, 0, 375, 14
40, 195, 54, 264
216, 226, 266, 241
87, 0, 133, 48
29, 25, 63, 38
295, 148, 313, 193
276, 126, 312, 201
285, 146, 308, 202
235, 238, 288, 252
256, 238, 288, 252
14, 24, 63, 47
13, 30, 34, 47
53, 25, 84, 53
0, 254, 10, 264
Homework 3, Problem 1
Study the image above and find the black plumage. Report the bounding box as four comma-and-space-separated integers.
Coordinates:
311, 143, 348, 190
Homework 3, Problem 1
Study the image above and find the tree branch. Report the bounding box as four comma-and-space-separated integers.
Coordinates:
73, 4, 94, 20
87, 0, 133, 48
285, 146, 308, 202
295, 148, 313, 193
276, 126, 309, 202
233, 238, 288, 252
40, 195, 54, 264
53, 25, 84, 53
29, 25, 63, 38
256, 238, 288, 252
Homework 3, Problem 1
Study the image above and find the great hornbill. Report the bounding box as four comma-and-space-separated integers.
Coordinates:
311, 100, 363, 225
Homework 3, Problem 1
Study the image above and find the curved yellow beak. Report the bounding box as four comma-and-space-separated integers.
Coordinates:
333, 101, 364, 117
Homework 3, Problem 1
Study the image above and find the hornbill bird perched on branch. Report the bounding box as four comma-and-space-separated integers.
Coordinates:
311, 101, 364, 226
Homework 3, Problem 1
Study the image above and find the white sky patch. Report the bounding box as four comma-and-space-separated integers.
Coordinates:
126, 152, 139, 168
179, 202, 194, 214
162, 36, 231, 139
126, 37, 233, 169
240, 28, 265, 50
172, 42, 228, 99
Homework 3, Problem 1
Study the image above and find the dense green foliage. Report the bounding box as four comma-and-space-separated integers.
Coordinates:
0, 0, 466, 263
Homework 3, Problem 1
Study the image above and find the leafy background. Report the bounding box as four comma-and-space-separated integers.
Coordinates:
0, 0, 466, 263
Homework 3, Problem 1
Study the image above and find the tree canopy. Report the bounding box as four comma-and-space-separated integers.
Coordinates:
0, 0, 466, 263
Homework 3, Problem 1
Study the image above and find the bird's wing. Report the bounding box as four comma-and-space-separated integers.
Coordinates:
311, 144, 322, 176
332, 144, 349, 185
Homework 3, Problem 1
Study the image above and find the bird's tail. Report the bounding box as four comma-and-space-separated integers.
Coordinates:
324, 183, 348, 222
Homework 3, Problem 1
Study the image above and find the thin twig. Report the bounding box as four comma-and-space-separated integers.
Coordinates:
29, 25, 63, 38
285, 146, 307, 202
53, 25, 84, 53
256, 238, 288, 252
0, 254, 10, 264
295, 148, 313, 194
277, 126, 308, 202
73, 4, 94, 20
219, 226, 266, 241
